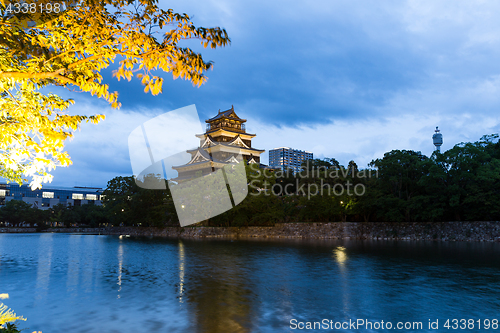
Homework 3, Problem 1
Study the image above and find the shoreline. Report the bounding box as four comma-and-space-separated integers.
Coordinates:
2, 221, 500, 242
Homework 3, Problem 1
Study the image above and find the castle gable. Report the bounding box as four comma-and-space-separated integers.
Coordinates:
201, 135, 216, 148
188, 149, 212, 164
225, 155, 241, 164
227, 135, 250, 148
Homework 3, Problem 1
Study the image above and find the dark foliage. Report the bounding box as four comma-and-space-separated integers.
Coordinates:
1, 135, 498, 226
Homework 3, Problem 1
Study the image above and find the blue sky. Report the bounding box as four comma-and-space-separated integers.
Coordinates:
17, 0, 500, 188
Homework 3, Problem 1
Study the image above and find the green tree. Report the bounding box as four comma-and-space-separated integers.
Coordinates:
133, 175, 177, 226
354, 173, 382, 222
0, 200, 32, 226
0, 0, 230, 188
49, 203, 67, 225
369, 150, 430, 222
72, 204, 109, 227
102, 176, 138, 225
23, 205, 49, 227
62, 205, 81, 227
300, 158, 332, 172
423, 134, 500, 221
103, 174, 177, 226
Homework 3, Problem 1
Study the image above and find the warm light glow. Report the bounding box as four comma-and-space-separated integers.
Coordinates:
117, 244, 123, 298
86, 194, 97, 200
334, 246, 347, 264
72, 193, 84, 200
178, 241, 185, 303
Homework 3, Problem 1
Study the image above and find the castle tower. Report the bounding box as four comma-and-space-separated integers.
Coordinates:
432, 126, 443, 152
172, 106, 265, 181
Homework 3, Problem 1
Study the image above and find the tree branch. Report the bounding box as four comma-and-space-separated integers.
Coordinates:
54, 74, 78, 86
0, 69, 65, 80
0, 70, 78, 86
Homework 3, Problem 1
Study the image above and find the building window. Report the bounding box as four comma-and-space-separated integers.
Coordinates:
72, 193, 84, 200
86, 194, 97, 201
43, 192, 54, 198
0, 190, 6, 197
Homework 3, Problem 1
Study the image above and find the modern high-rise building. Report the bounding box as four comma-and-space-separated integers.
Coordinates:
269, 147, 313, 173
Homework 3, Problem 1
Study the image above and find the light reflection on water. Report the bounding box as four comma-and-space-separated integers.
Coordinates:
117, 242, 123, 298
179, 240, 185, 302
66, 235, 81, 298
0, 234, 500, 332
334, 246, 350, 317
34, 234, 53, 303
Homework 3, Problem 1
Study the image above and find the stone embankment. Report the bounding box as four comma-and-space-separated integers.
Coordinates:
2, 222, 499, 242
0, 227, 37, 233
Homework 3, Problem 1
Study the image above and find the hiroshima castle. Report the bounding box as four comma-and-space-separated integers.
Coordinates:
172, 106, 265, 181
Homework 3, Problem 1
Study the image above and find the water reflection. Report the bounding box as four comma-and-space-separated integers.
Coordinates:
182, 241, 254, 333
334, 246, 347, 266
178, 240, 185, 302
333, 245, 351, 317
35, 234, 53, 303
66, 235, 81, 297
1, 235, 500, 333
82, 236, 95, 294
117, 242, 123, 298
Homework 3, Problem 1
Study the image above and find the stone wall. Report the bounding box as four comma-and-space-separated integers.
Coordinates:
2, 222, 500, 241
0, 227, 36, 233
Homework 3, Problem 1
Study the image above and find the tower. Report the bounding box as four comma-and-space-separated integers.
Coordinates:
172, 106, 265, 181
432, 126, 443, 152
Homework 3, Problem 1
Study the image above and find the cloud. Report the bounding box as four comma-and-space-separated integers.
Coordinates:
251, 112, 500, 168
47, 96, 499, 189
46, 101, 175, 187
6, 0, 500, 188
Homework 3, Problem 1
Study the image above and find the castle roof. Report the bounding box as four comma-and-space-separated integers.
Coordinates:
172, 148, 225, 170
197, 128, 256, 138
206, 105, 247, 123
188, 134, 264, 153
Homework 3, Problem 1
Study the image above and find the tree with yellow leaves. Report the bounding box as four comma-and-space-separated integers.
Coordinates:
0, 293, 26, 331
0, 0, 230, 189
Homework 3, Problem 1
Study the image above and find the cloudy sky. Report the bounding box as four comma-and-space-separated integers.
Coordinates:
22, 0, 500, 187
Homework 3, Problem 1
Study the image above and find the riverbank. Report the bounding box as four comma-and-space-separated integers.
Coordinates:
2, 221, 500, 241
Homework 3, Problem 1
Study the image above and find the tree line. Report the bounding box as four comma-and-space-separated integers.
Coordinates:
1, 134, 499, 227
0, 201, 108, 229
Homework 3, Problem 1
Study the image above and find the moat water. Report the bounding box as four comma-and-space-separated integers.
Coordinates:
1, 233, 500, 332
